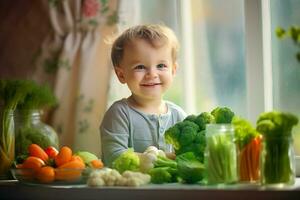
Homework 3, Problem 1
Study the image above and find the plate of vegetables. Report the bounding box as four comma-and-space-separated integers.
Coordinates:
12, 144, 103, 186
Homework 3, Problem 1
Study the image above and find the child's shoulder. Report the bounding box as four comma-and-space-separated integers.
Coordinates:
106, 98, 129, 114
165, 100, 187, 119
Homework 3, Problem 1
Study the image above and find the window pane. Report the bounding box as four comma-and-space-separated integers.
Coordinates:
271, 0, 300, 154
191, 0, 246, 116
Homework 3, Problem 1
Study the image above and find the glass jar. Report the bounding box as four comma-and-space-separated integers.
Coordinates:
237, 135, 262, 183
205, 124, 238, 185
261, 135, 295, 186
0, 109, 15, 179
15, 110, 59, 162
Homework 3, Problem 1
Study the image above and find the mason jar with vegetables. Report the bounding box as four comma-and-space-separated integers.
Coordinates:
232, 117, 262, 183
205, 124, 238, 185
6, 79, 58, 164
15, 109, 59, 162
0, 80, 31, 179
257, 111, 298, 186
0, 108, 15, 179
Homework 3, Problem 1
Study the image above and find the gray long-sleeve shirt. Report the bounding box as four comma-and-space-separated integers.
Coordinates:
100, 98, 186, 166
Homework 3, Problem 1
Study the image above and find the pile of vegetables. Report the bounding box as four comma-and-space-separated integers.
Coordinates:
256, 111, 298, 184
232, 117, 261, 182
165, 107, 235, 184
87, 168, 151, 187
99, 107, 300, 187
16, 144, 103, 183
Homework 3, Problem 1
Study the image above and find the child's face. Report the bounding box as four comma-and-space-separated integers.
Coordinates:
115, 39, 177, 101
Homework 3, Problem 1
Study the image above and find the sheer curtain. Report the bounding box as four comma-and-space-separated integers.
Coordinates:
35, 0, 119, 156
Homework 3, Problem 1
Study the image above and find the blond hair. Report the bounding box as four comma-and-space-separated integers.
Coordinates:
111, 24, 179, 67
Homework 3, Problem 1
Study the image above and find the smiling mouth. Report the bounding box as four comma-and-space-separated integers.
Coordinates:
140, 83, 162, 87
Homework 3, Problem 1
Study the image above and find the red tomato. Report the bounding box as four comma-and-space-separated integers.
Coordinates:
45, 146, 59, 159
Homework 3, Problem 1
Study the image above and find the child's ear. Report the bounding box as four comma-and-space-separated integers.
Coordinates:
172, 62, 178, 75
115, 67, 126, 84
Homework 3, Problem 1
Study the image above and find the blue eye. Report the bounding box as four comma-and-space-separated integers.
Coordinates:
157, 63, 167, 69
134, 65, 146, 70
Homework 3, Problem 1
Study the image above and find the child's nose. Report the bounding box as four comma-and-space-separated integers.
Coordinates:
146, 67, 158, 78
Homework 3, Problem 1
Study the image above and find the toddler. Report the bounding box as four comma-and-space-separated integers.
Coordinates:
100, 24, 186, 166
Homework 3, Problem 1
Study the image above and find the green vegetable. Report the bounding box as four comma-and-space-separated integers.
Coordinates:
0, 80, 31, 176
148, 167, 178, 184
176, 152, 205, 184
205, 126, 237, 184
165, 113, 210, 162
232, 116, 259, 149
75, 151, 98, 167
148, 155, 178, 184
211, 107, 235, 124
112, 149, 140, 173
154, 155, 177, 169
256, 111, 298, 184
184, 112, 215, 130
17, 81, 56, 111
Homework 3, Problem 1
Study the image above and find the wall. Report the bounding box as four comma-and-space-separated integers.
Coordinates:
0, 0, 51, 79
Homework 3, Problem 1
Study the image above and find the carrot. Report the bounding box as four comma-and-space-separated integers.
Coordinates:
55, 160, 85, 181
90, 159, 104, 169
70, 155, 84, 165
55, 146, 72, 167
21, 156, 45, 171
239, 148, 248, 181
28, 144, 49, 162
35, 166, 55, 183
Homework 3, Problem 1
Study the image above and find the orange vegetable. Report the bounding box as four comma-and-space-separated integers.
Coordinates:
238, 135, 262, 182
35, 166, 55, 183
55, 160, 85, 181
28, 144, 49, 162
45, 146, 59, 159
58, 160, 85, 170
55, 146, 72, 167
21, 156, 45, 171
90, 159, 104, 169
70, 155, 84, 164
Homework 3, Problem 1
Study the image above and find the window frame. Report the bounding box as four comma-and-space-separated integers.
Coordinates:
179, 0, 274, 123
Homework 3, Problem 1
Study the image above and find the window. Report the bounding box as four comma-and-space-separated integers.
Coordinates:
270, 0, 300, 154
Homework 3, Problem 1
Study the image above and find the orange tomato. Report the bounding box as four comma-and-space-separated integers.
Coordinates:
55, 146, 72, 167
35, 166, 55, 183
28, 144, 49, 162
44, 146, 59, 159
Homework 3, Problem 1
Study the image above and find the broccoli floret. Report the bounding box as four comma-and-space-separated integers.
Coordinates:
184, 113, 215, 131
192, 130, 206, 161
256, 111, 298, 137
165, 121, 199, 150
211, 107, 235, 124
195, 112, 215, 130
183, 114, 197, 123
